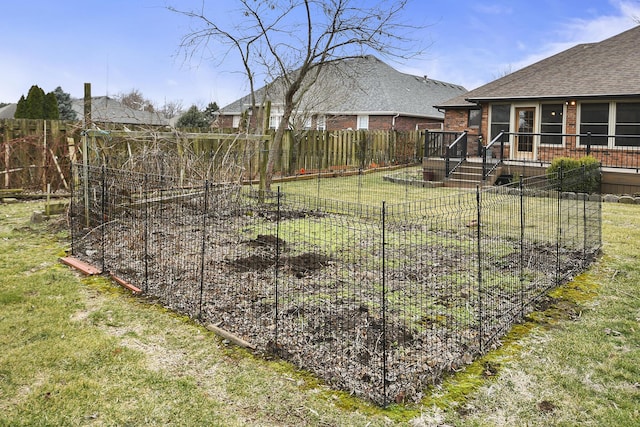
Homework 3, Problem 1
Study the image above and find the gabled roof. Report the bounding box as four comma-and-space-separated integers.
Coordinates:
71, 97, 169, 126
220, 55, 467, 120
438, 25, 640, 108
0, 104, 17, 119
0, 97, 169, 126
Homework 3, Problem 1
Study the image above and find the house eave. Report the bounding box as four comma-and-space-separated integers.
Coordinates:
434, 103, 479, 110
467, 93, 640, 103
323, 110, 442, 119
219, 110, 444, 120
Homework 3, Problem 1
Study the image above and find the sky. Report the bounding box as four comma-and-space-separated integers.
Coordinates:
2, 0, 639, 112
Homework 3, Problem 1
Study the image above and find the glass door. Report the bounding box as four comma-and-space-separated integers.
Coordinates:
514, 107, 535, 160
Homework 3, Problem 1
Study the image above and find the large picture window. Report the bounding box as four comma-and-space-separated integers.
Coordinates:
490, 104, 510, 142
540, 104, 563, 144
615, 102, 640, 147
580, 103, 609, 146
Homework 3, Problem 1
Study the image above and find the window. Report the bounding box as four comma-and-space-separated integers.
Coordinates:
490, 104, 510, 142
615, 103, 640, 147
303, 117, 312, 130
232, 115, 241, 128
468, 109, 481, 128
316, 115, 326, 131
540, 104, 563, 144
580, 103, 609, 146
269, 114, 281, 130
357, 115, 369, 130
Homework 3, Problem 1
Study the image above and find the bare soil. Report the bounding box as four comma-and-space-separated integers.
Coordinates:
71, 193, 593, 405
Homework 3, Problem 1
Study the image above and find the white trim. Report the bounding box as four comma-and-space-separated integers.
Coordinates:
269, 114, 282, 130
357, 115, 369, 130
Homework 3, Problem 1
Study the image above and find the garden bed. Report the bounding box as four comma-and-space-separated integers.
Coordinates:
72, 184, 595, 404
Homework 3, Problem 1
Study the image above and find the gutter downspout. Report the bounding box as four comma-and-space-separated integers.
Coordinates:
392, 113, 400, 130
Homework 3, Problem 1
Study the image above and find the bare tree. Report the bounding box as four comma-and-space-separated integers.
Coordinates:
115, 89, 156, 113
492, 64, 515, 80
159, 99, 185, 119
170, 0, 422, 189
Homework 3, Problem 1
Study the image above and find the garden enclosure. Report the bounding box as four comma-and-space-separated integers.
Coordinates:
69, 164, 601, 405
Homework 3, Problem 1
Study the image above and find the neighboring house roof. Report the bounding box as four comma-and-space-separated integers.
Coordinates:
0, 104, 17, 119
438, 25, 640, 108
220, 55, 467, 120
71, 96, 169, 126
0, 97, 169, 126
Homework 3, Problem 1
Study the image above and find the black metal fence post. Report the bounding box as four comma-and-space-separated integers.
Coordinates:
381, 200, 387, 407
598, 164, 603, 249
481, 146, 487, 180
476, 187, 483, 353
556, 165, 563, 285
198, 180, 210, 318
424, 129, 430, 158
274, 187, 282, 349
101, 165, 106, 273
143, 173, 149, 293
519, 179, 525, 317
69, 162, 75, 255
582, 165, 588, 262
445, 145, 451, 177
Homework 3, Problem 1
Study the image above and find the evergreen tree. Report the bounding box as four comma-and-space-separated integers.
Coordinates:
43, 92, 59, 119
203, 101, 219, 121
25, 85, 45, 119
176, 105, 209, 128
53, 86, 77, 120
15, 95, 27, 118
14, 85, 65, 119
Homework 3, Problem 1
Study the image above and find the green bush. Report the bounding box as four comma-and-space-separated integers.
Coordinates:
546, 156, 600, 193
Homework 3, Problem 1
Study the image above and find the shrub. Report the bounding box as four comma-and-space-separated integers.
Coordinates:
546, 156, 600, 193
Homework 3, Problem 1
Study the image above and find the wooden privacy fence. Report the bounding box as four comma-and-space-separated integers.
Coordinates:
276, 129, 425, 175
0, 119, 79, 191
85, 128, 425, 179
1, 118, 425, 190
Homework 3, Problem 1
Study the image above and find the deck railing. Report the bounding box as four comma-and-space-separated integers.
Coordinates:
426, 130, 640, 175
424, 130, 468, 177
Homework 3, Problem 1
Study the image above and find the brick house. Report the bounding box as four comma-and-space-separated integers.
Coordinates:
216, 55, 467, 132
436, 25, 640, 166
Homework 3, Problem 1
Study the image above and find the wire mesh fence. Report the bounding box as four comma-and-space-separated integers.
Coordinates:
69, 163, 601, 405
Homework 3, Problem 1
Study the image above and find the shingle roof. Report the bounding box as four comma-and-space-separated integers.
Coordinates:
438, 25, 640, 107
0, 104, 17, 119
71, 97, 169, 126
220, 55, 467, 119
0, 98, 169, 125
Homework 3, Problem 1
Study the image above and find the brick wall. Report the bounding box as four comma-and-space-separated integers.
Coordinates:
217, 115, 234, 129
443, 109, 467, 132
218, 113, 444, 132
441, 108, 482, 156
480, 104, 489, 142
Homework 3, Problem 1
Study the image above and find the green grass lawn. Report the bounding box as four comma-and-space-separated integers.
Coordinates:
1, 195, 639, 426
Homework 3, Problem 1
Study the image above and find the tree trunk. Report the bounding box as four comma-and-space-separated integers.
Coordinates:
264, 104, 295, 190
